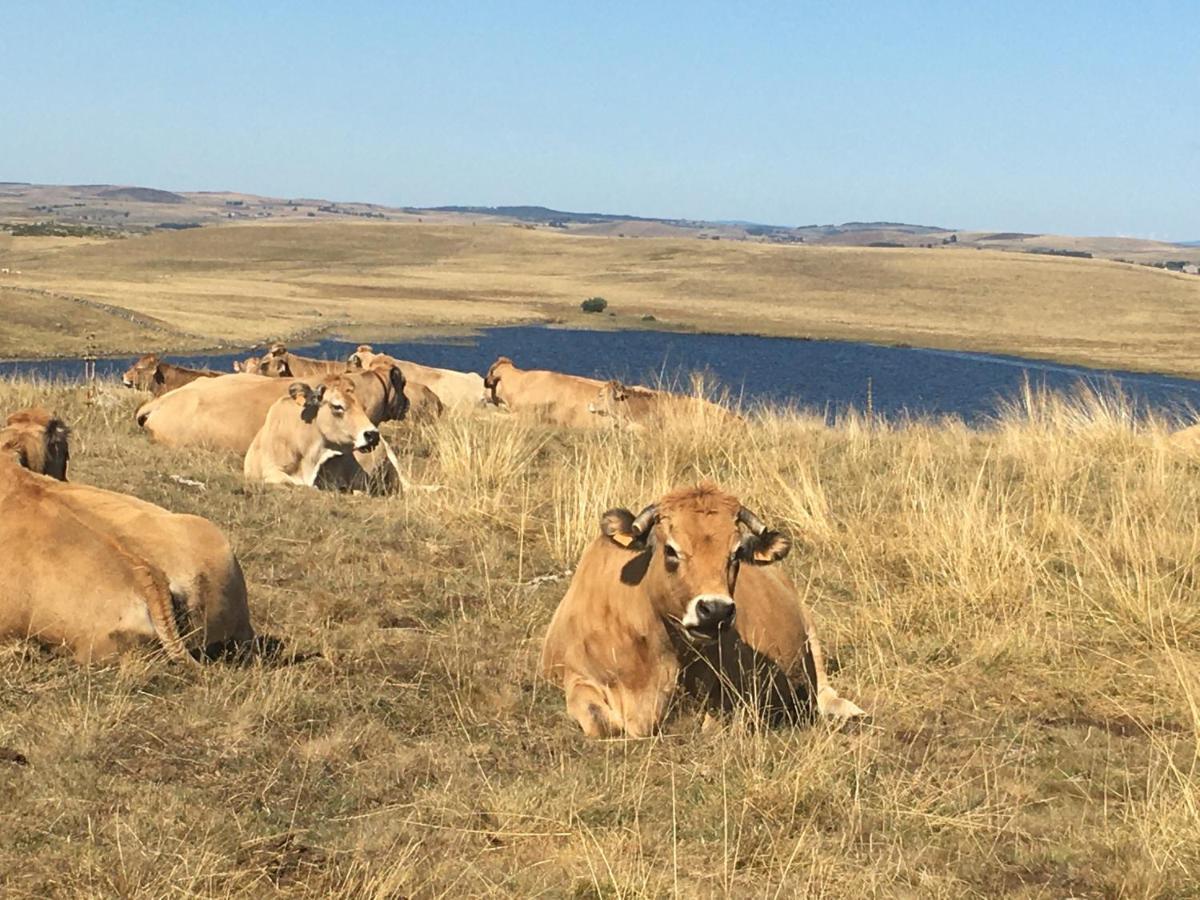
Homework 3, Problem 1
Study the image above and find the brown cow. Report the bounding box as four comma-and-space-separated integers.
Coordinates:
541, 483, 865, 737
3, 408, 255, 657
483, 356, 612, 427
123, 354, 221, 396
255, 344, 347, 377
588, 380, 739, 431
0, 407, 69, 480
404, 380, 445, 424
349, 346, 484, 413
244, 376, 382, 487
0, 457, 192, 663
136, 365, 408, 453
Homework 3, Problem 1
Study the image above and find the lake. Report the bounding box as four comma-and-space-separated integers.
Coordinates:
3, 325, 1199, 424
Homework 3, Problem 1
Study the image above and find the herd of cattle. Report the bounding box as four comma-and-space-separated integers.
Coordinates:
0, 342, 865, 736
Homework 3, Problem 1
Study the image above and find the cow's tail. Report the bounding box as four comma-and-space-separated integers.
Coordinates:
125, 557, 195, 664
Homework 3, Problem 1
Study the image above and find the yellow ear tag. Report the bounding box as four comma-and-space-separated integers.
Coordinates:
611, 532, 636, 547
753, 547, 775, 563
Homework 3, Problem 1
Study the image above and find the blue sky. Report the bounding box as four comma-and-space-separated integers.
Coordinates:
4, 2, 1197, 239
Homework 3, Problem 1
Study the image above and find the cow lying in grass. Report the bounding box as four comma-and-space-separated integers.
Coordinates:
243, 376, 395, 490
542, 483, 865, 736
1, 408, 254, 662
123, 354, 221, 396
349, 345, 484, 414
587, 379, 739, 431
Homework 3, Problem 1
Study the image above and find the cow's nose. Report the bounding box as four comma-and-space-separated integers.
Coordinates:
695, 598, 735, 627
360, 429, 380, 450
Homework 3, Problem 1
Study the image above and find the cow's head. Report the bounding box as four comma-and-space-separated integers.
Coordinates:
601, 484, 790, 641
352, 364, 409, 423
345, 345, 378, 369
0, 407, 70, 480
483, 356, 514, 405
588, 380, 631, 419
122, 354, 160, 390
260, 345, 293, 378
288, 377, 380, 453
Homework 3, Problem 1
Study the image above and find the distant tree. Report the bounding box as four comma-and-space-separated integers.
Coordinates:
580, 296, 608, 313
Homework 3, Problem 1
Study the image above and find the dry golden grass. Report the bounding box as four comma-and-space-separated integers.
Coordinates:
4, 220, 1200, 375
1, 376, 1197, 896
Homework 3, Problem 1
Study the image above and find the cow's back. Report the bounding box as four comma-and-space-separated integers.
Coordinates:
140, 374, 290, 453
542, 537, 672, 688
731, 565, 816, 679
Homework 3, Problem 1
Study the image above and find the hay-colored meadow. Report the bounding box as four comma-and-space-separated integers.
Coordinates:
1, 376, 1197, 897
5, 220, 1200, 376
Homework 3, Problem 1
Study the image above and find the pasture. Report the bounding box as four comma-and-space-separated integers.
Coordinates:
4, 220, 1200, 376
1, 376, 1197, 897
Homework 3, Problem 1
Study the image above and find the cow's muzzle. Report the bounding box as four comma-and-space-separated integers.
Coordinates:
356, 429, 381, 452
681, 594, 735, 641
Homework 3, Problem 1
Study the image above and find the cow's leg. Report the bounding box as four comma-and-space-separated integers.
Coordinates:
564, 676, 626, 737
801, 628, 867, 720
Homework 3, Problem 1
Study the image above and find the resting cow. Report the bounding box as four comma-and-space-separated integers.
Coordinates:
254, 344, 347, 377
541, 483, 865, 737
483, 356, 612, 427
123, 354, 221, 396
1, 411, 253, 662
136, 364, 408, 453
588, 380, 738, 430
349, 346, 484, 413
244, 376, 384, 487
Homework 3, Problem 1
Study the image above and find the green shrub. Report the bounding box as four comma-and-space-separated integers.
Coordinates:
580, 296, 607, 313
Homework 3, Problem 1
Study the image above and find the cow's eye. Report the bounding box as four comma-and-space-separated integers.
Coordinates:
331, 404, 346, 415
663, 544, 680, 569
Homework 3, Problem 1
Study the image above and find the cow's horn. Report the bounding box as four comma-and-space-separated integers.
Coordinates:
737, 506, 766, 535
631, 503, 659, 535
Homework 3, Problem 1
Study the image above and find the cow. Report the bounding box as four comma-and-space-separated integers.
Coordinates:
0, 407, 70, 480
0, 420, 253, 662
404, 380, 445, 423
122, 354, 221, 396
483, 356, 613, 427
244, 375, 383, 487
136, 364, 408, 453
588, 379, 739, 431
254, 344, 347, 377
348, 345, 485, 413
541, 483, 866, 737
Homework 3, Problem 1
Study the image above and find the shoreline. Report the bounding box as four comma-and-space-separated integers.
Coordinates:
4, 320, 1200, 390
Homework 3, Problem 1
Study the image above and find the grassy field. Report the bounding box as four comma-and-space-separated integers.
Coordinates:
3, 220, 1200, 376
1, 377, 1197, 896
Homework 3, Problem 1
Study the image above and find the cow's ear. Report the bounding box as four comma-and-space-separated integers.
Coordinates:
347, 353, 362, 368
153, 365, 166, 385
602, 508, 644, 549
232, 361, 243, 372
739, 530, 790, 565
289, 383, 313, 406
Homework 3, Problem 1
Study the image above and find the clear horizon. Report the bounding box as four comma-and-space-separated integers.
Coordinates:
4, 2, 1198, 240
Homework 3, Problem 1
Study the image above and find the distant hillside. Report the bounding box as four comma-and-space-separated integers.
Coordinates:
425, 205, 659, 225
0, 182, 1196, 266
97, 186, 186, 204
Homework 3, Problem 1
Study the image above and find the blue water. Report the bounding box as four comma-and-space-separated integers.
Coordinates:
3, 326, 1199, 424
